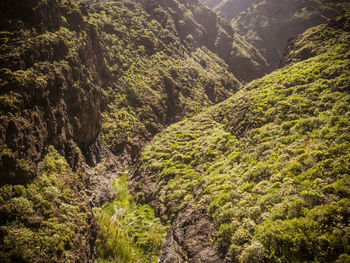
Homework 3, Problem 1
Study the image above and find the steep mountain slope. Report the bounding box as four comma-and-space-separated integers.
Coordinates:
130, 13, 350, 262
0, 0, 108, 184
0, 0, 268, 262
76, 0, 270, 164
201, 0, 349, 70
0, 0, 109, 261
84, 0, 237, 164
1, 0, 349, 262
149, 0, 269, 81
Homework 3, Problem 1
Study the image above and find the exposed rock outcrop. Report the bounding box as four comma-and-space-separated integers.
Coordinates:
160, 208, 224, 263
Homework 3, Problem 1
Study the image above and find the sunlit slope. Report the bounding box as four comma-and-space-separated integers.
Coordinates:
131, 13, 350, 262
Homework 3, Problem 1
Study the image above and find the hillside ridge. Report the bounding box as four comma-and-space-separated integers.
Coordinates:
130, 11, 350, 262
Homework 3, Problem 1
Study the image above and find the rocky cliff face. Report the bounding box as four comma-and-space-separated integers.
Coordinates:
0, 0, 109, 185
232, 0, 349, 69
212, 0, 255, 20
0, 0, 111, 261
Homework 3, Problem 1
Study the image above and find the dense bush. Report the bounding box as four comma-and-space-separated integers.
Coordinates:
0, 146, 94, 262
